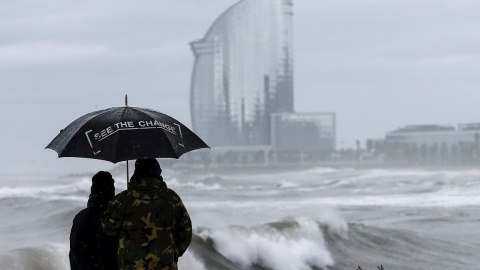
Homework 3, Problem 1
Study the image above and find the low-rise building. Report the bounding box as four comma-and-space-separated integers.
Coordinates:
384, 124, 480, 148
271, 112, 335, 152
367, 123, 480, 166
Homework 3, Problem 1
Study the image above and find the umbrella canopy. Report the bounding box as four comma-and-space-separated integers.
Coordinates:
46, 106, 209, 163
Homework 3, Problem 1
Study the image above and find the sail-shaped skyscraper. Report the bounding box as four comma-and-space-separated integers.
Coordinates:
190, 0, 336, 154
190, 0, 294, 147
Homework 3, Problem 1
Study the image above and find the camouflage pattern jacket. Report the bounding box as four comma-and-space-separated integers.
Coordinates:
102, 178, 192, 270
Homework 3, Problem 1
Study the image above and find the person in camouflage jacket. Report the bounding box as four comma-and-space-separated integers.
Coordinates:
102, 159, 192, 270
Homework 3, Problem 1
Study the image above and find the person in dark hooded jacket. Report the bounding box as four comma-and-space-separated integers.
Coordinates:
102, 158, 192, 270
70, 171, 118, 270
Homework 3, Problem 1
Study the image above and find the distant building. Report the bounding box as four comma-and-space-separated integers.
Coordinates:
367, 123, 480, 166
189, 0, 336, 166
190, 0, 294, 147
385, 124, 480, 148
271, 113, 335, 152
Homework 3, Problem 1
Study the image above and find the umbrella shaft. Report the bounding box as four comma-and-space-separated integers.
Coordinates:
126, 160, 129, 186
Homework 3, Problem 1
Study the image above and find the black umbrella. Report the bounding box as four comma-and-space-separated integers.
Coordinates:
46, 99, 209, 179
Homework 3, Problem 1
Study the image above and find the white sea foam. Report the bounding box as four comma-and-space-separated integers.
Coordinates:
0, 242, 69, 270
43, 243, 69, 270
198, 217, 334, 270
178, 250, 207, 270
296, 192, 480, 208
166, 178, 221, 190
355, 168, 480, 180
299, 167, 338, 175
0, 177, 91, 201
276, 180, 300, 189
311, 209, 348, 236
0, 174, 218, 201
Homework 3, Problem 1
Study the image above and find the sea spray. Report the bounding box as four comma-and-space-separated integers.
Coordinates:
178, 250, 207, 270
166, 178, 222, 190
0, 243, 68, 270
0, 177, 91, 200
197, 217, 338, 270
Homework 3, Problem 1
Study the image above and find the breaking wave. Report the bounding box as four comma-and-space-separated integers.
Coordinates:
166, 178, 221, 190
0, 178, 91, 201
194, 217, 344, 270
0, 243, 68, 270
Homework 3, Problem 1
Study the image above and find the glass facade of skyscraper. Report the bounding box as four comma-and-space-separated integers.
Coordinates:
190, 0, 294, 147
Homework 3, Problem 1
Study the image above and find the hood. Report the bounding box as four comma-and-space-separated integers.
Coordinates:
130, 159, 162, 183
128, 178, 168, 200
87, 194, 112, 210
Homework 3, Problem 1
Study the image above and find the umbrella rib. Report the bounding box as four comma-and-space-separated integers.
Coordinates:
89, 107, 128, 163
139, 107, 210, 155
48, 107, 117, 154
95, 107, 127, 163
111, 115, 123, 163
131, 108, 180, 159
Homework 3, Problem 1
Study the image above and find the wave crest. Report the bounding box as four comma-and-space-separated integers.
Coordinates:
197, 217, 335, 270
0, 243, 68, 270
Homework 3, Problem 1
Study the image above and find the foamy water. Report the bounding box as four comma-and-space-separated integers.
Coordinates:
1, 168, 479, 269
197, 217, 335, 270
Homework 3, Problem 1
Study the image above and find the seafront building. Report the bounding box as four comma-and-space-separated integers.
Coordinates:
367, 123, 480, 166
189, 0, 335, 163
384, 124, 480, 148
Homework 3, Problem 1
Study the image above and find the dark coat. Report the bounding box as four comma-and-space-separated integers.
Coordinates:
70, 194, 118, 270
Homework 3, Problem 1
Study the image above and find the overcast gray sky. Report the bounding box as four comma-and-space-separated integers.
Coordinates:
1, 0, 479, 174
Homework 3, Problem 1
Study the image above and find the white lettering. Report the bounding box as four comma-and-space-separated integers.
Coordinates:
124, 120, 178, 134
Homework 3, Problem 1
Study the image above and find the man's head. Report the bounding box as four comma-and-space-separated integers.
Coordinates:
91, 171, 115, 196
133, 158, 162, 180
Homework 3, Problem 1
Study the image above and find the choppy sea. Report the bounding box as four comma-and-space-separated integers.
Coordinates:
0, 167, 479, 270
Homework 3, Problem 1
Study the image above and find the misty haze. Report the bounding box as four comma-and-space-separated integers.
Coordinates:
1, 0, 479, 269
